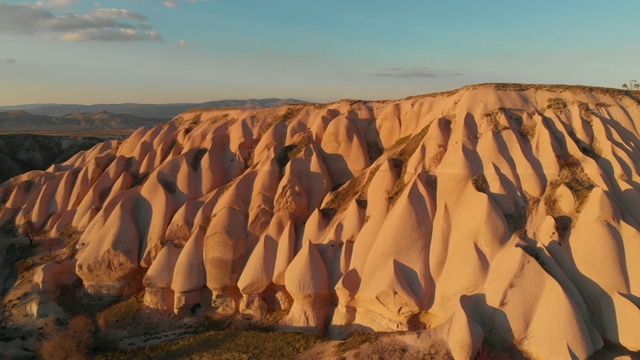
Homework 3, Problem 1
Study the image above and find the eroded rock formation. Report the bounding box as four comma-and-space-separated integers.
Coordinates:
1, 84, 640, 359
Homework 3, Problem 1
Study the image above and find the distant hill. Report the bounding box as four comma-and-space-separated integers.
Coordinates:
0, 98, 308, 119
0, 110, 167, 135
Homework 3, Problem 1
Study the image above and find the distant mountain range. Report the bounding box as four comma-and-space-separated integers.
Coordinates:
0, 98, 308, 119
0, 110, 167, 134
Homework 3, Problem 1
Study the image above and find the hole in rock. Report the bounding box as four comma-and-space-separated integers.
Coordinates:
190, 303, 203, 315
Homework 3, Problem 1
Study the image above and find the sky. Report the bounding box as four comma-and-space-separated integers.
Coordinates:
0, 0, 639, 106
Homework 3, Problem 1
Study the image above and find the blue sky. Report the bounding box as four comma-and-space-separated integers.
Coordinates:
0, 0, 639, 105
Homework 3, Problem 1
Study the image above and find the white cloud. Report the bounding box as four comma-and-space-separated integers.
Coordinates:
177, 39, 200, 47
61, 28, 140, 42
146, 31, 163, 41
93, 8, 147, 23
163, 0, 207, 6
0, 4, 162, 42
1, 56, 16, 64
369, 67, 463, 79
34, 0, 79, 9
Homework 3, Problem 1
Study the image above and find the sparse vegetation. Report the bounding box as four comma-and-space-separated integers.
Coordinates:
566, 127, 601, 160
323, 171, 366, 212
275, 144, 297, 170
621, 80, 640, 90
543, 154, 595, 221
577, 101, 593, 122
546, 98, 568, 111
476, 334, 531, 360
97, 185, 113, 210
158, 178, 177, 194
160, 138, 179, 161
484, 109, 510, 132
352, 337, 453, 360
190, 148, 208, 171
130, 171, 150, 188
366, 139, 384, 161
261, 106, 305, 135
61, 227, 82, 257
387, 124, 431, 204
334, 331, 380, 355
40, 315, 95, 360
275, 134, 311, 172
504, 203, 527, 233
96, 295, 144, 332
556, 155, 595, 211
430, 145, 447, 169
472, 174, 489, 193
0, 216, 19, 238
519, 121, 537, 140
94, 328, 321, 360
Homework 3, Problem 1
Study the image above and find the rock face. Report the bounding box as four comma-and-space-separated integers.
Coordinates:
1, 84, 640, 358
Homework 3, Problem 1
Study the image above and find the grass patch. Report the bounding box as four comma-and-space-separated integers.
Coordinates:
96, 295, 144, 332
322, 172, 366, 213
334, 331, 380, 355
95, 329, 321, 360
387, 124, 431, 204
321, 163, 381, 219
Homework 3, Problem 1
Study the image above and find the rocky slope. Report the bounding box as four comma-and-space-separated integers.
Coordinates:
1, 84, 639, 359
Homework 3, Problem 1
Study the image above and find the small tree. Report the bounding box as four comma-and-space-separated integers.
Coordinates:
24, 221, 35, 247
622, 80, 640, 90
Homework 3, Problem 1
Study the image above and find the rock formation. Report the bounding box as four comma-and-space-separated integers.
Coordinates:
1, 84, 639, 359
